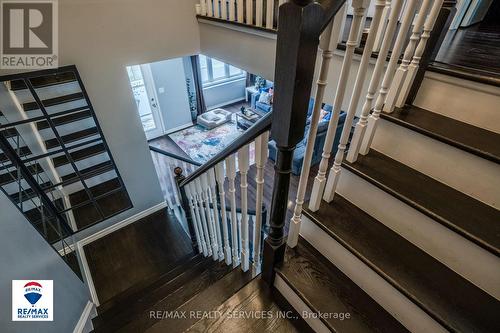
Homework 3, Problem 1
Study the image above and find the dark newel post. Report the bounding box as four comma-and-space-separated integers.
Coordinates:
261, 0, 325, 285
406, 0, 457, 104
174, 167, 198, 253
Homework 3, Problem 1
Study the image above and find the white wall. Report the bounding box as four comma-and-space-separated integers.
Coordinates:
0, 192, 90, 333
150, 58, 193, 132
204, 78, 246, 110
0, 0, 200, 240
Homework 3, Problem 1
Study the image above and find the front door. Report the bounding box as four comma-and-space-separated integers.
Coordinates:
127, 64, 164, 140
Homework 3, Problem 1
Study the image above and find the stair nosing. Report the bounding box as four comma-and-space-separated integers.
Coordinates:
380, 108, 500, 164
341, 152, 500, 256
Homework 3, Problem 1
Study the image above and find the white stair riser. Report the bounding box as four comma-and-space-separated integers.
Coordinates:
337, 168, 500, 300
300, 216, 447, 333
12, 81, 81, 104
372, 119, 500, 209
414, 72, 500, 133
274, 275, 330, 333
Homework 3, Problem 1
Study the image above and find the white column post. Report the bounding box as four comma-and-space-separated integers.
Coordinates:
373, 1, 391, 52
323, 0, 387, 203
288, 20, 335, 248
229, 0, 236, 21
347, 0, 405, 163
360, 0, 419, 155
397, 0, 444, 107
185, 183, 204, 254
215, 162, 232, 265
256, 0, 263, 26
238, 145, 250, 271
195, 178, 212, 256
207, 0, 214, 17
309, 0, 368, 212
266, 0, 274, 29
221, 0, 228, 20
384, 0, 432, 112
207, 168, 224, 260
226, 154, 240, 267
237, 0, 244, 23
253, 131, 269, 272
246, 0, 254, 24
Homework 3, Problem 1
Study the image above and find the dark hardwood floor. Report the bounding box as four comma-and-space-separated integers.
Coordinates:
83, 209, 193, 304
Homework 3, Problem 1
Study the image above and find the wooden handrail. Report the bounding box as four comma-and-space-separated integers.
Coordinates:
179, 112, 272, 188
149, 145, 202, 166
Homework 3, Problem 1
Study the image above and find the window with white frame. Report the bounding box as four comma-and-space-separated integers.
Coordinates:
199, 55, 245, 86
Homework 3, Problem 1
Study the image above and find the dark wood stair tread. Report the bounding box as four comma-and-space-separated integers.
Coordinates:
22, 92, 85, 111
52, 142, 105, 167
10, 181, 53, 204
59, 161, 113, 185
36, 109, 92, 130
342, 150, 500, 255
304, 195, 500, 332
276, 238, 409, 333
429, 61, 500, 87
381, 105, 500, 163
9, 72, 76, 91
0, 163, 42, 186
0, 146, 31, 163
44, 127, 99, 149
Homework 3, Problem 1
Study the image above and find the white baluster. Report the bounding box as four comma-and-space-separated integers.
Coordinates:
200, 0, 208, 15
237, 0, 244, 22
384, 0, 432, 112
214, 0, 220, 18
373, 0, 391, 52
360, 0, 419, 155
347, 0, 405, 163
207, 0, 214, 16
226, 154, 240, 267
194, 178, 212, 256
185, 183, 204, 255
266, 0, 274, 29
256, 0, 263, 26
253, 131, 269, 272
333, 3, 348, 46
246, 0, 253, 24
397, 0, 444, 107
207, 168, 224, 260
215, 162, 232, 265
323, 0, 387, 203
200, 173, 219, 260
309, 0, 368, 212
238, 144, 250, 272
229, 0, 236, 21
288, 20, 336, 247
221, 0, 228, 20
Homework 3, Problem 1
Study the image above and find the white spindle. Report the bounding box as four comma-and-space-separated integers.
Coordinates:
323, 0, 387, 203
194, 178, 212, 256
253, 131, 269, 272
256, 0, 263, 26
200, 0, 208, 15
207, 0, 214, 16
360, 0, 419, 155
207, 168, 224, 260
384, 0, 432, 112
309, 0, 368, 212
237, 0, 244, 22
185, 183, 204, 255
347, 0, 405, 163
246, 0, 253, 24
214, 0, 220, 18
201, 173, 219, 260
266, 0, 274, 29
221, 0, 228, 20
215, 162, 232, 265
373, 0, 391, 52
333, 3, 348, 46
237, 144, 250, 271
397, 0, 444, 107
288, 20, 336, 247
226, 154, 240, 267
229, 0, 236, 21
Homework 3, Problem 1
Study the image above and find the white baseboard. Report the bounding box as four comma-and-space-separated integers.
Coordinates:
73, 301, 96, 333
207, 97, 246, 111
